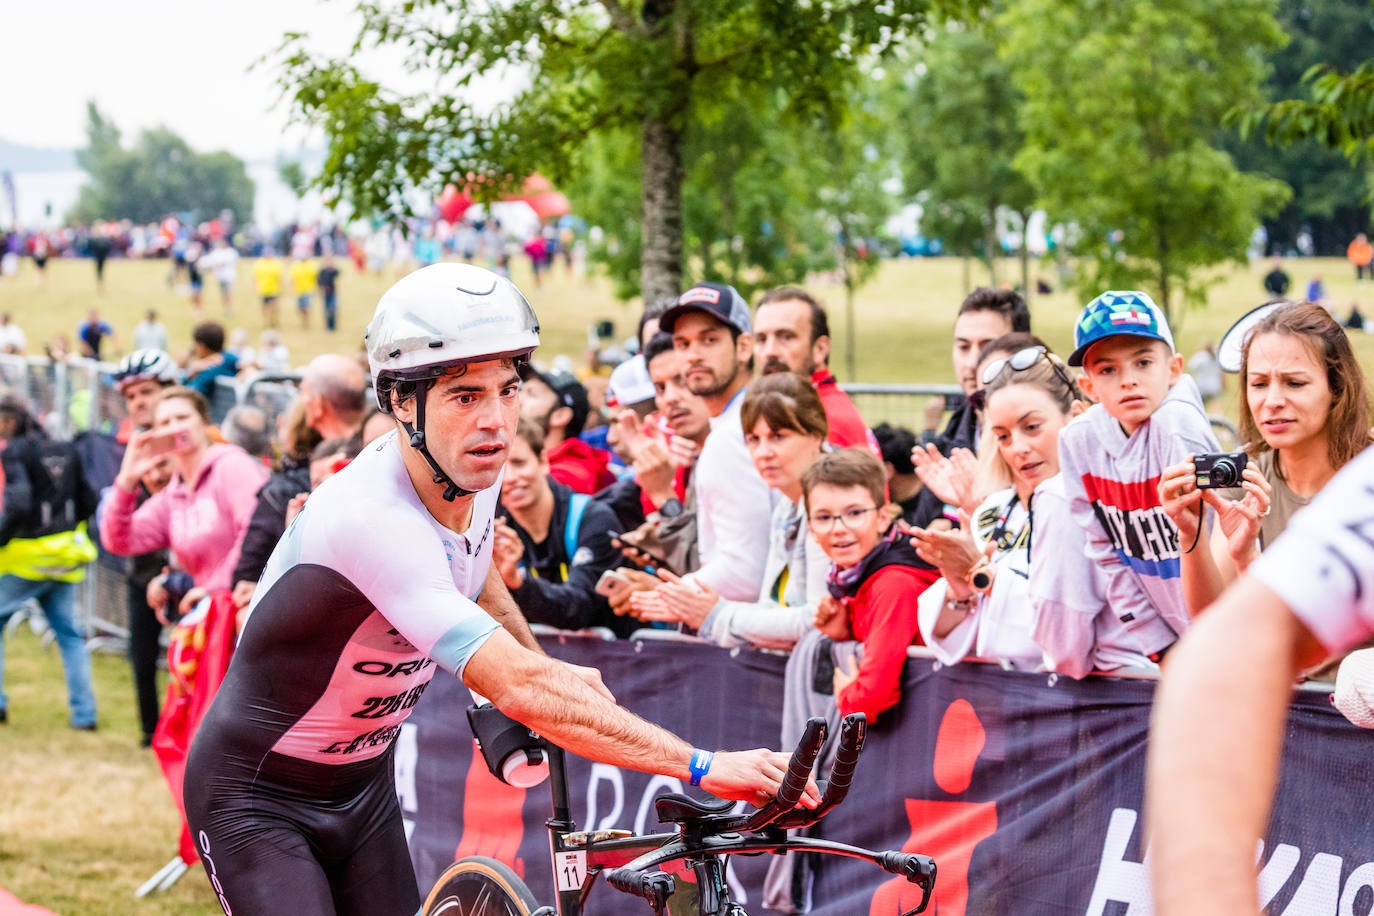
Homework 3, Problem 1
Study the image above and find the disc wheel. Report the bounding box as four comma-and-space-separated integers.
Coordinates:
423, 856, 541, 916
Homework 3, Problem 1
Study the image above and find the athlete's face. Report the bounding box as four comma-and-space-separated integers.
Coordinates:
121, 379, 163, 430
395, 359, 522, 494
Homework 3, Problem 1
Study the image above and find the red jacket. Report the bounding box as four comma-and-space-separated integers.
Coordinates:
548, 437, 617, 495
837, 564, 939, 723
811, 369, 877, 456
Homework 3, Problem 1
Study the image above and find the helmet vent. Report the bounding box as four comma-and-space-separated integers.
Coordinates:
428, 340, 444, 348
388, 348, 402, 358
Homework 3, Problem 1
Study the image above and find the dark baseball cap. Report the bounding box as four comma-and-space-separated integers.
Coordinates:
519, 364, 592, 436
660, 282, 752, 335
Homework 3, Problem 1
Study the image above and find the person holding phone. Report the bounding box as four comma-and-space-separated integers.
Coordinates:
492, 418, 633, 636
629, 373, 831, 649
100, 387, 268, 623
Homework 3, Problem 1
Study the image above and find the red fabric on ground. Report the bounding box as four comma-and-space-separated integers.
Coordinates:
0, 889, 61, 915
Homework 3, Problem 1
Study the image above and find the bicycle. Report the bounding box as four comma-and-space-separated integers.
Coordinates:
423, 706, 937, 916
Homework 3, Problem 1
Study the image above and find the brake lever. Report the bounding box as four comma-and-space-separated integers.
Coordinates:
771, 713, 866, 831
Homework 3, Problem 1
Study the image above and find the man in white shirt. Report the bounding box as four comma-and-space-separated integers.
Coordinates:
656, 282, 774, 602
0, 313, 25, 355
132, 310, 168, 353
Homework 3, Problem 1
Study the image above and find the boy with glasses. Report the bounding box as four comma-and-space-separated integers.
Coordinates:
806, 449, 938, 723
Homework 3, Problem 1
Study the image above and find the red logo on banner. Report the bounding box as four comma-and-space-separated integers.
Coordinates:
870, 699, 998, 915
455, 740, 528, 878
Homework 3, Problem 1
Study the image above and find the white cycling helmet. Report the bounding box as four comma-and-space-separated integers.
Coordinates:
114, 349, 181, 391
366, 263, 540, 392
366, 263, 540, 501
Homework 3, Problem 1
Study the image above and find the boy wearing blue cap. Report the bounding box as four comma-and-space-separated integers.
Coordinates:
1030, 291, 1218, 676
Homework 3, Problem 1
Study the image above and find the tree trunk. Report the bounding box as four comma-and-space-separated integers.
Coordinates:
1019, 210, 1032, 297
985, 205, 999, 286
640, 114, 685, 304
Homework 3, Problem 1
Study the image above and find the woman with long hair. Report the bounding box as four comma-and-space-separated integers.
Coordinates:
1159, 301, 1370, 616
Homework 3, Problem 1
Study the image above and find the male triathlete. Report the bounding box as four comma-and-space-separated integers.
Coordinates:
1148, 445, 1374, 913
183, 263, 812, 916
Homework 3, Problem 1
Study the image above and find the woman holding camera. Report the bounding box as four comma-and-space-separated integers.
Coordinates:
100, 387, 268, 622
1159, 301, 1370, 617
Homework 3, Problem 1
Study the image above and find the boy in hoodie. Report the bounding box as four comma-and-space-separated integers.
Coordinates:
1031, 291, 1218, 677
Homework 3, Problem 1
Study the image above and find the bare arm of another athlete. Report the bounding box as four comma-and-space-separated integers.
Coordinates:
1146, 576, 1324, 915
463, 628, 819, 809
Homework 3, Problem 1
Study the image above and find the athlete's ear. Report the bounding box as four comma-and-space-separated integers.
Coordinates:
391, 391, 415, 425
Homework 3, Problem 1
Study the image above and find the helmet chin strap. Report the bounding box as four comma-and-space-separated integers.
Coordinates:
399, 382, 475, 502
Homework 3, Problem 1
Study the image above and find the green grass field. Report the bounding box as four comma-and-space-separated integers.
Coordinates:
1, 253, 1373, 914
3, 253, 1373, 392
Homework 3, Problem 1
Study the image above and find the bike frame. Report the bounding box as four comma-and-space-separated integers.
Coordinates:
537, 743, 932, 916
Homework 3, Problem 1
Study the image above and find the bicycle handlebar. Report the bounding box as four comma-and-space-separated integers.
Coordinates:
772, 712, 866, 831
730, 716, 826, 833
605, 867, 675, 906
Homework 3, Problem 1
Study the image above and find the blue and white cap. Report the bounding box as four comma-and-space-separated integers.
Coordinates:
660, 282, 752, 335
1068, 290, 1175, 367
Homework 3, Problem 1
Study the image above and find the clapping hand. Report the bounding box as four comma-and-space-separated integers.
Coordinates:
910, 444, 979, 516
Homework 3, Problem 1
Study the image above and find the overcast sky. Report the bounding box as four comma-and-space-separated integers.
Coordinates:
2, 0, 434, 162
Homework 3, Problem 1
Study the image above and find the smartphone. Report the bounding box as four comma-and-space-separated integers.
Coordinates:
608, 531, 671, 574
595, 569, 633, 599
147, 429, 193, 455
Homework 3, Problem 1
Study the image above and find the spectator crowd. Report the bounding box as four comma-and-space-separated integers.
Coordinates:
1, 264, 1369, 743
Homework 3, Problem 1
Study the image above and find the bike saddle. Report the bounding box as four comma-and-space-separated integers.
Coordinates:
655, 793, 735, 825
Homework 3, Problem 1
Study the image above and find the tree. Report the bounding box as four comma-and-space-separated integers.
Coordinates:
887, 23, 1037, 291
1223, 0, 1374, 254
71, 103, 254, 225
272, 0, 950, 303
999, 0, 1291, 322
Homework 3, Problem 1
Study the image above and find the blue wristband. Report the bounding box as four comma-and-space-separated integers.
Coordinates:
688, 749, 714, 787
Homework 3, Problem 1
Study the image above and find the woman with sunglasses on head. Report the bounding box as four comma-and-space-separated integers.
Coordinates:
912, 346, 1087, 669
910, 333, 1051, 522
1158, 301, 1370, 618
629, 373, 831, 648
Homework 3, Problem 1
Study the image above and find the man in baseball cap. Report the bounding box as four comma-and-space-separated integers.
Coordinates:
660, 282, 753, 337
639, 281, 772, 603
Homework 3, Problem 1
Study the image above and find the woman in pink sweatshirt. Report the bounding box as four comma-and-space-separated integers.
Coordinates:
101, 387, 268, 620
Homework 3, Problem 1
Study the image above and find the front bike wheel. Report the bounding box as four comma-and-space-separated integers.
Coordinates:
422, 856, 541, 916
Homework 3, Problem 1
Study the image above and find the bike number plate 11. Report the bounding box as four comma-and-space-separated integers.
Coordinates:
555, 850, 587, 892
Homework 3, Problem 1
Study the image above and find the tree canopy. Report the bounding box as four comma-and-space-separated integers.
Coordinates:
999, 0, 1291, 321
273, 0, 955, 302
70, 103, 254, 225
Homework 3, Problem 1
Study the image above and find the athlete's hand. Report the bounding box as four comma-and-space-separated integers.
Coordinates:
565, 662, 616, 703
700, 749, 822, 809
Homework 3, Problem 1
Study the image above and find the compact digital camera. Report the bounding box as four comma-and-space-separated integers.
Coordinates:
1194, 451, 1248, 489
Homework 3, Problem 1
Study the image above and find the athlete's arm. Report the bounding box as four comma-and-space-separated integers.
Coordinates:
1146, 577, 1323, 914
477, 561, 543, 653
464, 628, 818, 808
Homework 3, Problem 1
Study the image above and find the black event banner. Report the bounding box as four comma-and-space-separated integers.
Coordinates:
396, 635, 1374, 914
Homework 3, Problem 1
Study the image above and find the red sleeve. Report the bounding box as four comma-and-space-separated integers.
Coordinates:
837, 568, 936, 722
816, 385, 878, 457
